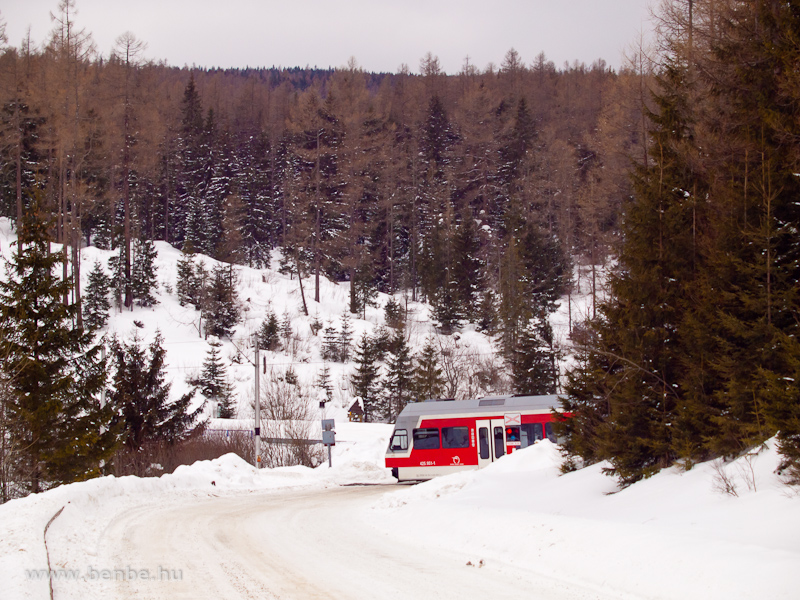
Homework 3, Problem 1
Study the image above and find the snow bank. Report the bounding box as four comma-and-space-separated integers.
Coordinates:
2, 426, 798, 600
373, 438, 799, 600
0, 430, 395, 600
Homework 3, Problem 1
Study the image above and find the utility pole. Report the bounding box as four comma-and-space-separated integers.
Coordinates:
254, 341, 261, 468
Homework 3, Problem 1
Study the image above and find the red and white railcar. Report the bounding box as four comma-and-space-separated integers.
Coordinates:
385, 394, 563, 482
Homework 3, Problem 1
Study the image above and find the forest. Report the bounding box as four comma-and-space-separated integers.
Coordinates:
0, 0, 798, 495
0, 2, 645, 364
559, 0, 800, 486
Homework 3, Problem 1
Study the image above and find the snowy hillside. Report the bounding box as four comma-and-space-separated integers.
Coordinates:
0, 218, 508, 421
0, 216, 602, 423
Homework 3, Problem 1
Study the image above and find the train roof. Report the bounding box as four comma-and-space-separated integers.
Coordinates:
397, 394, 562, 419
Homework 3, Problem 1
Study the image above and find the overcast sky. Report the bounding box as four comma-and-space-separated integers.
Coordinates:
2, 1, 655, 74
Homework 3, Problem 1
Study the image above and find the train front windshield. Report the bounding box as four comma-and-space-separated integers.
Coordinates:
388, 429, 408, 452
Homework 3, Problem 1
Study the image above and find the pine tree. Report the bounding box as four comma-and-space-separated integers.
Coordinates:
350, 332, 382, 422
109, 332, 203, 455
198, 339, 235, 418
83, 260, 111, 331
0, 204, 117, 492
413, 336, 446, 401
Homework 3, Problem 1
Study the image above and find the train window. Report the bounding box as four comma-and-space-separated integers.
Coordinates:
545, 422, 557, 443
413, 428, 440, 450
442, 427, 470, 449
479, 428, 490, 459
493, 427, 505, 458
389, 429, 408, 452
520, 423, 543, 448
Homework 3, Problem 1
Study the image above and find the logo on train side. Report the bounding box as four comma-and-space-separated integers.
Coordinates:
451, 456, 461, 466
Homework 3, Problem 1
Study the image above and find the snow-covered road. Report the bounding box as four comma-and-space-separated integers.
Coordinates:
86, 485, 619, 600
4, 438, 797, 600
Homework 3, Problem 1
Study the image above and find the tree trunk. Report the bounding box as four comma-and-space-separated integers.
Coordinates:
296, 247, 309, 316
314, 130, 321, 303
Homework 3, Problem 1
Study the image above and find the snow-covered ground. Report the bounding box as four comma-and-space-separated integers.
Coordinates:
0, 220, 797, 599
1, 429, 796, 599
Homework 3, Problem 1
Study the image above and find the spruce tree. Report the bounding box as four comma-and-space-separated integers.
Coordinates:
193, 260, 209, 310
518, 222, 571, 316
431, 275, 462, 334
382, 329, 415, 422
560, 1, 800, 485
557, 4, 723, 483
338, 310, 353, 362
131, 238, 158, 307
413, 336, 446, 401
0, 204, 117, 492
83, 260, 111, 331
477, 290, 498, 334
202, 264, 240, 338
384, 296, 404, 329
175, 249, 198, 307
692, 0, 800, 469
257, 310, 281, 352
176, 73, 207, 248
562, 57, 701, 484
322, 323, 339, 361
350, 332, 382, 422
370, 325, 393, 363
451, 210, 484, 322
350, 263, 378, 319
109, 332, 204, 454
511, 316, 558, 395
280, 311, 293, 349
315, 364, 333, 403
556, 325, 613, 468
198, 339, 235, 418
108, 249, 126, 310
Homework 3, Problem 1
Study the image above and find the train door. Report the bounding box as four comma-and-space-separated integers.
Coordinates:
476, 419, 506, 469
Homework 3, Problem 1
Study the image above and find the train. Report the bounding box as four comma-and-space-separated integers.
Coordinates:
384, 394, 563, 482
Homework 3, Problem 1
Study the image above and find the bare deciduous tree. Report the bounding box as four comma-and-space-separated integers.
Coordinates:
252, 369, 323, 468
